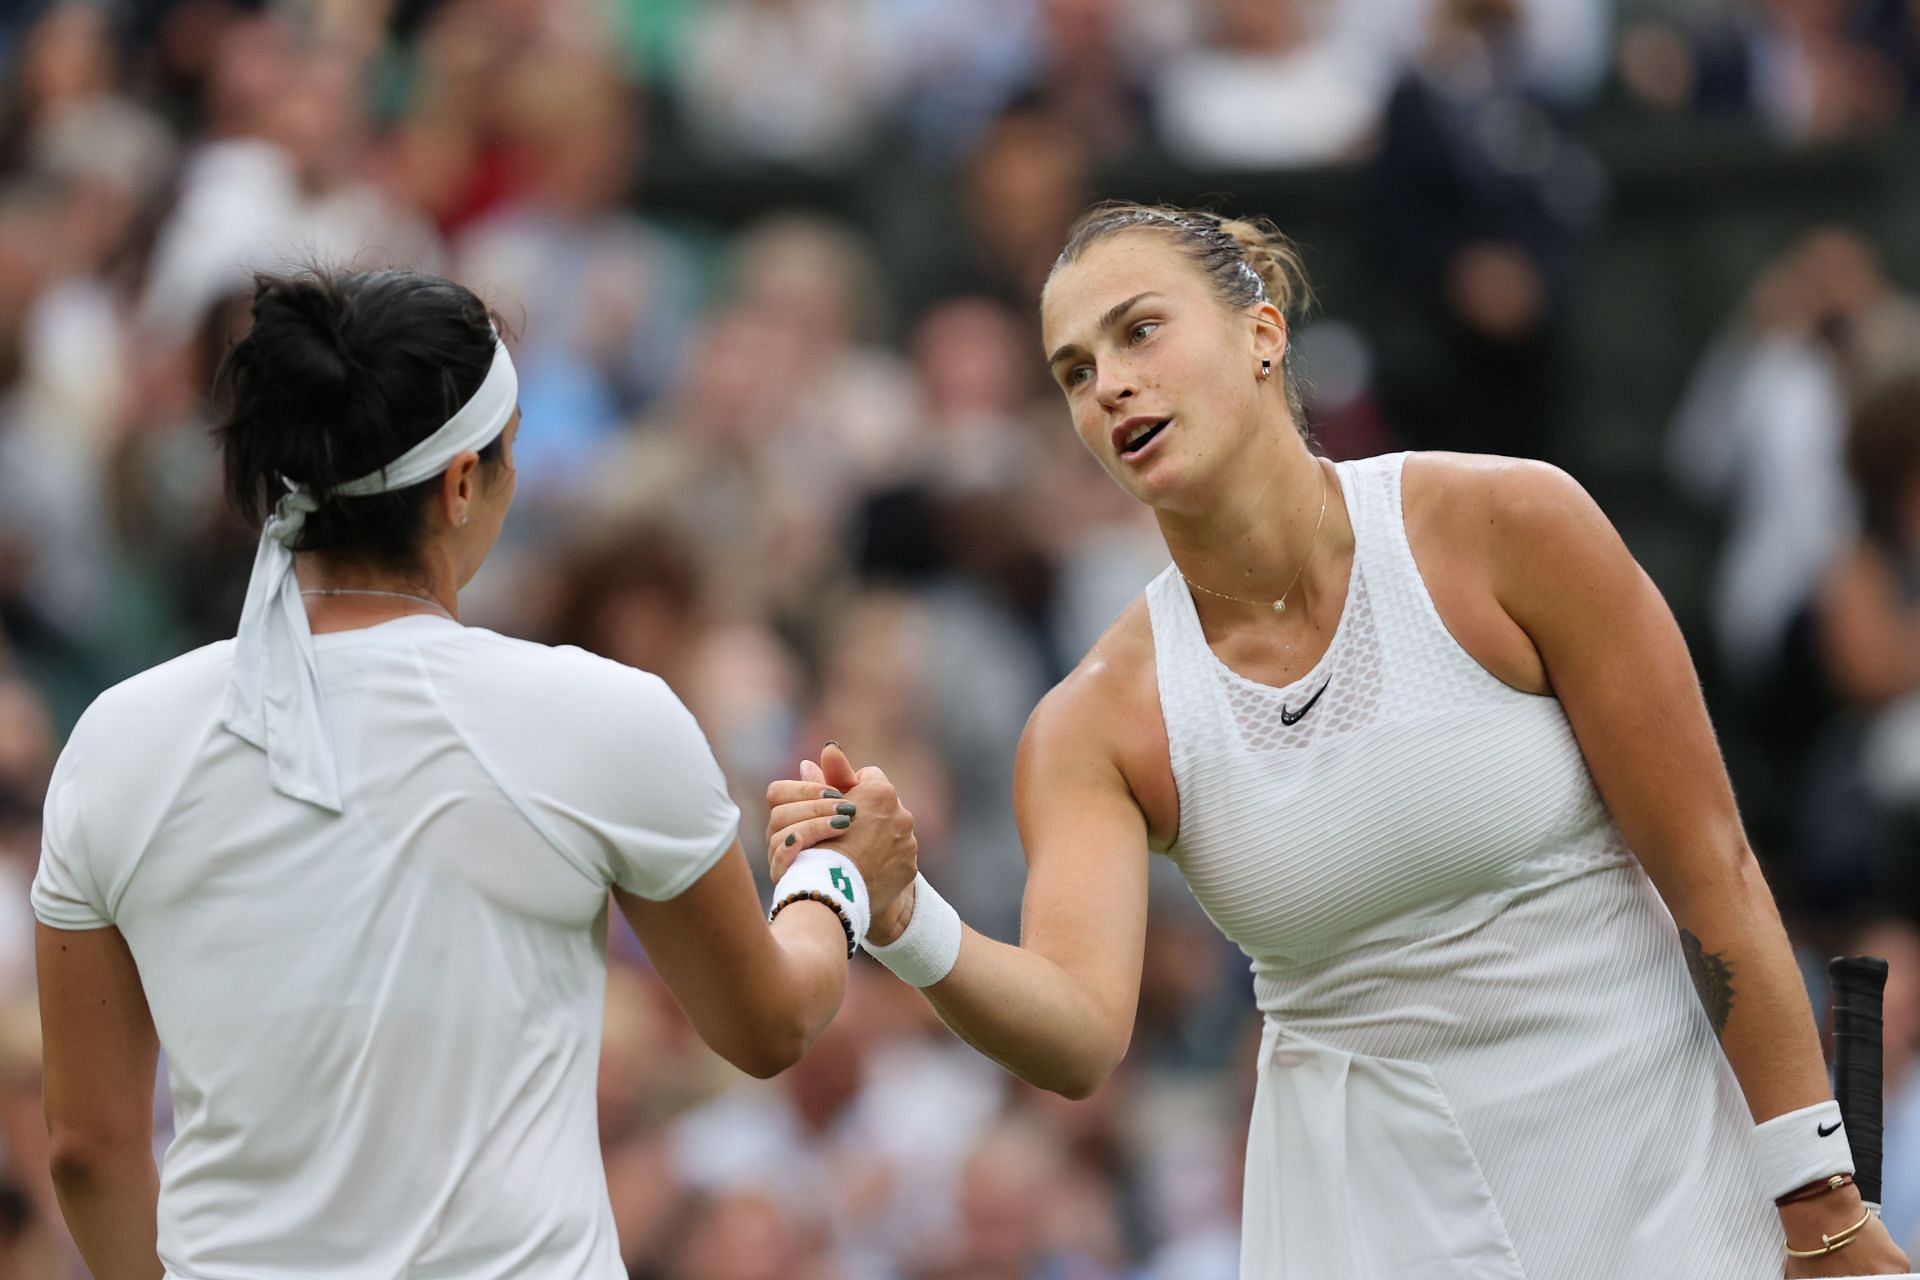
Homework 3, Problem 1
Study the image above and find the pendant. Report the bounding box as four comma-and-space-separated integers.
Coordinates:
1272, 600, 1286, 613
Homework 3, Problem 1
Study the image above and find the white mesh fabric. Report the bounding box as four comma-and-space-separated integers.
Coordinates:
1143, 453, 1780, 1278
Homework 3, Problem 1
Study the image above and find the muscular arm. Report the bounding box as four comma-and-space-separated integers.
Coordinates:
36, 923, 161, 1280
1483, 462, 1824, 1111
1478, 461, 1901, 1268
912, 682, 1152, 1099
617, 843, 849, 1078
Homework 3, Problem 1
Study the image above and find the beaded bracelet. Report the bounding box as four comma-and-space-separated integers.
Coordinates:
770, 888, 857, 958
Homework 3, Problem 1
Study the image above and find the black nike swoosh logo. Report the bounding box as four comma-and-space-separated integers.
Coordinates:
1818, 1121, 1843, 1137
1281, 678, 1332, 727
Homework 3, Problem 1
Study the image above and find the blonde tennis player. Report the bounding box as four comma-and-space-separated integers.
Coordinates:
32, 268, 915, 1280
771, 206, 1908, 1278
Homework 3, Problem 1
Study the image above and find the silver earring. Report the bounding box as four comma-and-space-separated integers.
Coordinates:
460, 514, 470, 527
1259, 359, 1272, 381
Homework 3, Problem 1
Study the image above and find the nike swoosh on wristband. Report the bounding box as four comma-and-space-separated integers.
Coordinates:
1818, 1121, 1843, 1137
1281, 678, 1332, 727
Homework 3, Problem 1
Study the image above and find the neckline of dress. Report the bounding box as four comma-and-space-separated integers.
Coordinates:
1175, 457, 1361, 701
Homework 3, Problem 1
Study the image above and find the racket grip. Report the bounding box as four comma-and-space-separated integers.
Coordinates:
1829, 955, 1889, 1208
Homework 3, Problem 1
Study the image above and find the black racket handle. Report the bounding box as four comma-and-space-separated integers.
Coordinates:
1830, 955, 1889, 1207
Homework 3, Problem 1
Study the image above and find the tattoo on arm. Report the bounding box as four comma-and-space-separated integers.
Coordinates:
1680, 928, 1736, 1036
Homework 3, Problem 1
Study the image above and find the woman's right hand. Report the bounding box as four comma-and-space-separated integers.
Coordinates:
765, 743, 919, 941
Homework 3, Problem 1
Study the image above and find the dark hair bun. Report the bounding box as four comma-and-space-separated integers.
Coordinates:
215, 267, 506, 569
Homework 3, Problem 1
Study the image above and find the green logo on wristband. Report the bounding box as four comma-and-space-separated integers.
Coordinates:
831, 868, 856, 903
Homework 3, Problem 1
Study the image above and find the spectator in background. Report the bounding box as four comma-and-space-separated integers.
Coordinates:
598, 961, 711, 1273
25, 95, 176, 448
906, 295, 1042, 483
1357, 0, 1605, 460
141, 18, 439, 341
661, 966, 1005, 1276
0, 674, 58, 1278
589, 214, 916, 625
544, 516, 810, 797
1736, 0, 1905, 140
99, 287, 258, 657
919, 1115, 1124, 1278
1003, 0, 1159, 160
0, 994, 60, 1280
1671, 230, 1920, 688
1804, 370, 1920, 912
0, 176, 122, 712
456, 46, 699, 496
1155, 0, 1386, 170
1666, 229, 1920, 881
678, 0, 892, 169
589, 303, 834, 624
1617, 0, 1905, 140
726, 214, 920, 489
384, 0, 532, 236
0, 677, 51, 1002
919, 105, 1092, 324
1333, 0, 1614, 107
796, 595, 958, 905
881, 0, 1042, 158
0, 10, 175, 693
0, 3, 119, 171
662, 1188, 825, 1280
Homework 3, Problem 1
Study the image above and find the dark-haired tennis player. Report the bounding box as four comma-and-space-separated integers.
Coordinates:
33, 268, 916, 1279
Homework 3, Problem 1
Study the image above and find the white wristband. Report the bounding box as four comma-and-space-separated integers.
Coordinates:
770, 849, 870, 959
1753, 1101, 1855, 1202
863, 872, 962, 987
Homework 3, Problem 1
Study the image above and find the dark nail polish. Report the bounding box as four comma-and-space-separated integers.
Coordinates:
785, 833, 796, 847
822, 789, 843, 799
830, 815, 852, 830
835, 802, 856, 817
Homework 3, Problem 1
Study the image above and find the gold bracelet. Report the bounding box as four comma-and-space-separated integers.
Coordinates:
1784, 1206, 1875, 1259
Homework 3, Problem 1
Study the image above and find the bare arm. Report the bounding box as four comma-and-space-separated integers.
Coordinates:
919, 696, 1150, 1098
616, 842, 849, 1078
770, 695, 1151, 1100
35, 923, 161, 1280
1484, 461, 1904, 1273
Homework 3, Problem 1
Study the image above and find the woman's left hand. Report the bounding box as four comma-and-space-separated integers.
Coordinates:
1780, 1194, 1909, 1277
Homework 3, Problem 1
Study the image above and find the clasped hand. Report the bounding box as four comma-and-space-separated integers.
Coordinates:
765, 743, 919, 945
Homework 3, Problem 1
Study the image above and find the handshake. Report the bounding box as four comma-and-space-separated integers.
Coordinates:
764, 741, 923, 951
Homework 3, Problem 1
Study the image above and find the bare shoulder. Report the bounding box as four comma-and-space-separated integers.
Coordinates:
1402, 451, 1607, 551
1398, 452, 1618, 695
1018, 595, 1178, 849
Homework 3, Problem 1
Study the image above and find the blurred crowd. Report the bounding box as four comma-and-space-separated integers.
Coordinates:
0, 0, 1916, 1276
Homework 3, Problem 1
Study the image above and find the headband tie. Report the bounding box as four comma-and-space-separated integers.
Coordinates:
221, 338, 517, 811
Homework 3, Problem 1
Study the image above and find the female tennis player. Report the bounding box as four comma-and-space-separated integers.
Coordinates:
31, 268, 915, 1280
771, 206, 1909, 1277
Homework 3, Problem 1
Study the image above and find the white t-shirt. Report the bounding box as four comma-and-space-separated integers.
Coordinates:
32, 616, 740, 1280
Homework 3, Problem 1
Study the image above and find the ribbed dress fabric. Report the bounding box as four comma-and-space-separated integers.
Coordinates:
1145, 453, 1782, 1279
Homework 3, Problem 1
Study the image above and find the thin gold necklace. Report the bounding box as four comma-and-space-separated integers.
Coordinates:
1181, 464, 1329, 614
300, 587, 454, 620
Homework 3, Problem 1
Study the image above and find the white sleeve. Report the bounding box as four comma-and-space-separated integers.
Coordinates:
545, 665, 742, 902
31, 731, 112, 930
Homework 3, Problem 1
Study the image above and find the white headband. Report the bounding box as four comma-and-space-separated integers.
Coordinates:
220, 337, 518, 812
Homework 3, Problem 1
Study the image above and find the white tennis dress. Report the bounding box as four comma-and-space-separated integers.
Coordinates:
1146, 453, 1781, 1278
32, 617, 739, 1279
